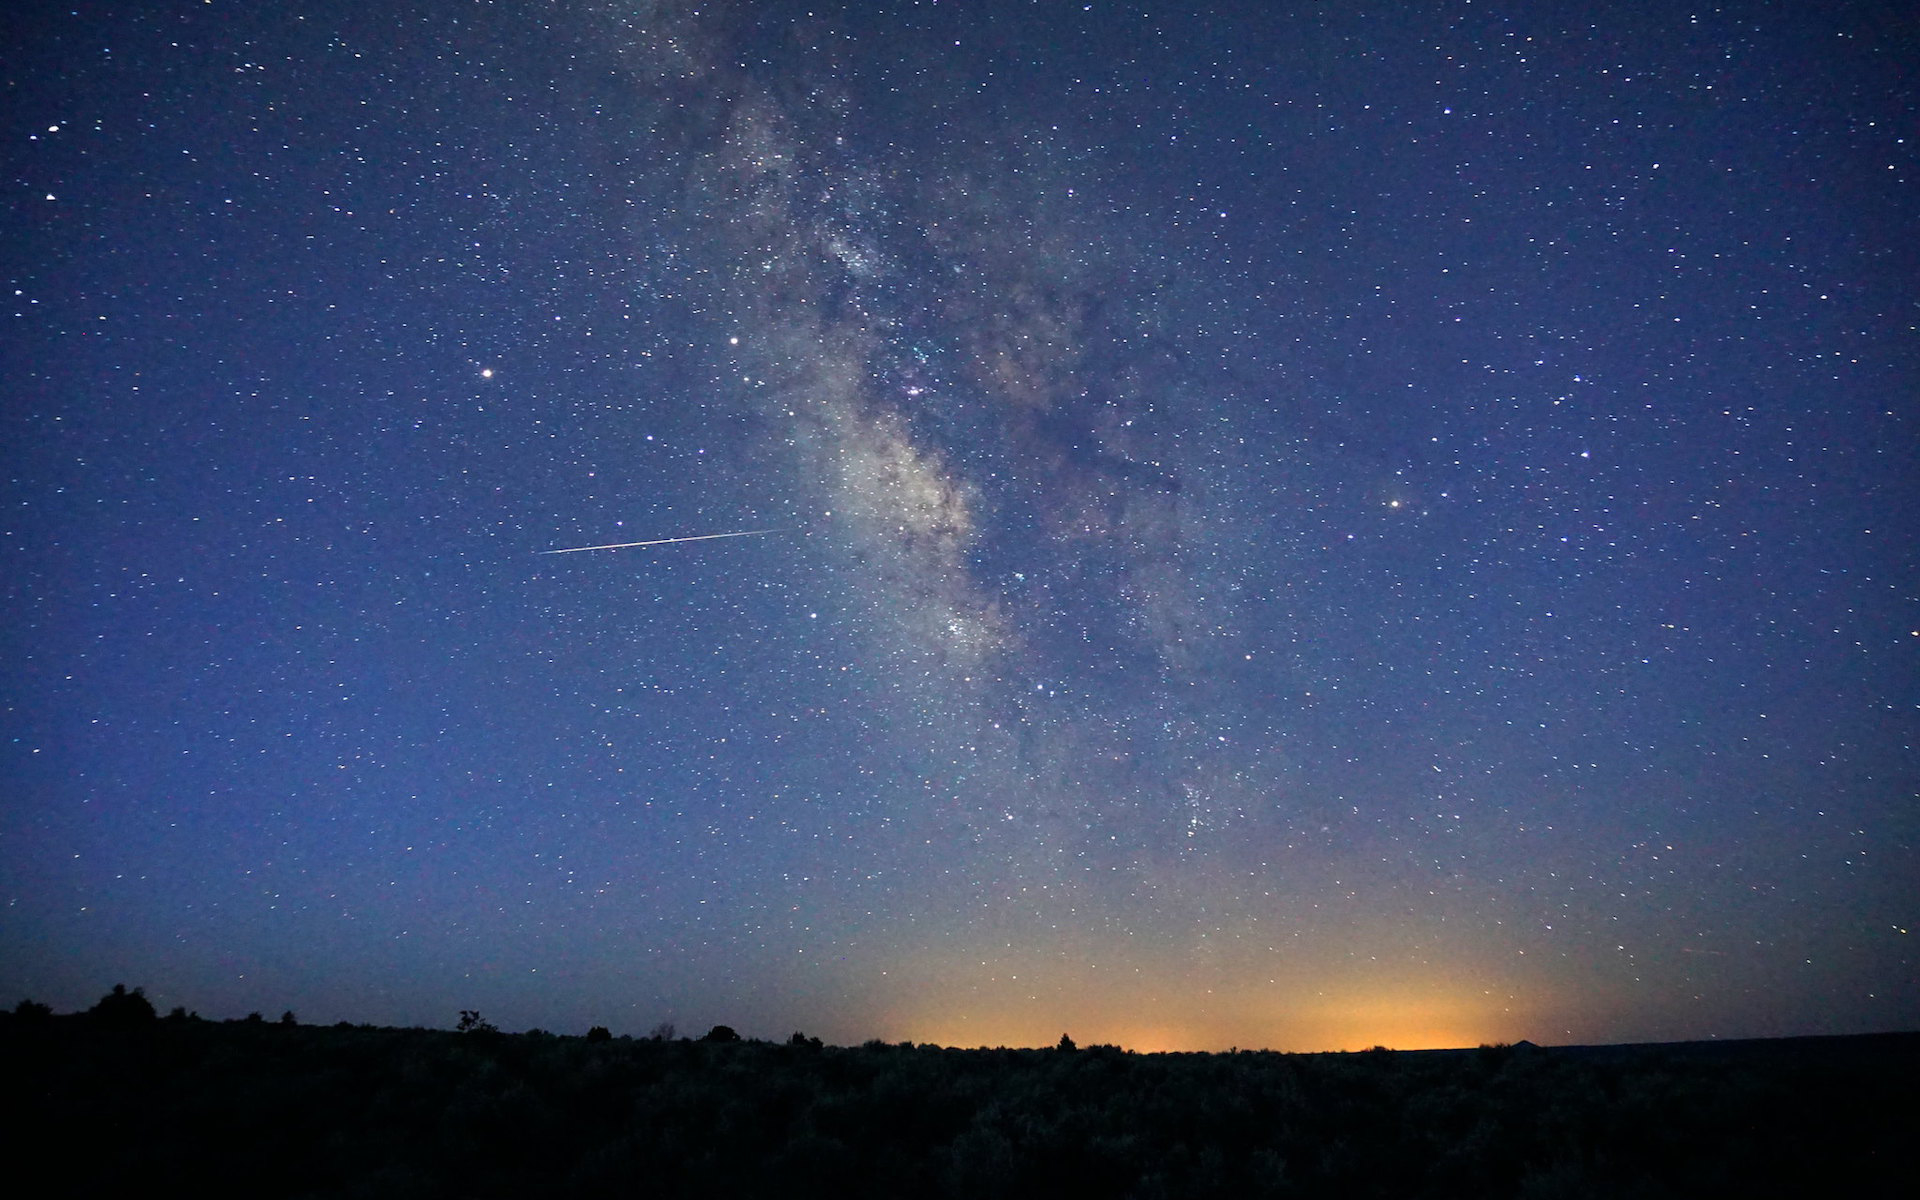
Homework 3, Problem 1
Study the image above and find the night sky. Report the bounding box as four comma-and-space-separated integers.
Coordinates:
5, 0, 1915, 1051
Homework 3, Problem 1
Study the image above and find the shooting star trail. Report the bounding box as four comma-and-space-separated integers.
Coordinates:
539, 528, 787, 554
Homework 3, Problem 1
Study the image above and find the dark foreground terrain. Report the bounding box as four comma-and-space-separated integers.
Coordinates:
5, 1005, 1912, 1198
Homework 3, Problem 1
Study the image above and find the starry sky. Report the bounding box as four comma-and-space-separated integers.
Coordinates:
4, 0, 1915, 1051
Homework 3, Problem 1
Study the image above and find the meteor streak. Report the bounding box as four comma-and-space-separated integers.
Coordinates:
539, 528, 786, 554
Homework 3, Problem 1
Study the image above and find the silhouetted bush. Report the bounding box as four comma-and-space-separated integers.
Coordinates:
87, 983, 155, 1028
11, 998, 52, 1021
702, 1024, 741, 1043
456, 1010, 498, 1035
585, 1025, 612, 1043
3, 1014, 1910, 1199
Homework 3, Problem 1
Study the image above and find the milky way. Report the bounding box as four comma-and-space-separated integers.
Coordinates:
5, 0, 1913, 1050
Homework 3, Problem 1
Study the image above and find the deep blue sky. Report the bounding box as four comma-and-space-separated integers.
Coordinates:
4, 0, 1914, 1049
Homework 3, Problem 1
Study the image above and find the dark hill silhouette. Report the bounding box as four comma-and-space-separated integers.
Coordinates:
4, 995, 1913, 1199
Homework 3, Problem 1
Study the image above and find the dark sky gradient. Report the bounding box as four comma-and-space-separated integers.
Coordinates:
5, 0, 1914, 1050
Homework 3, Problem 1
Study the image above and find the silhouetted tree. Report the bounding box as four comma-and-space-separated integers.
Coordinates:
702, 1024, 741, 1043
456, 1010, 498, 1034
280, 1010, 297, 1026
646, 1021, 676, 1042
1057, 1033, 1077, 1052
788, 1031, 823, 1049
88, 984, 156, 1028
11, 998, 53, 1021
586, 1025, 612, 1043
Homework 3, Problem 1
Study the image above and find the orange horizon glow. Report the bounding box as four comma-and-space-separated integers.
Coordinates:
862, 943, 1570, 1054
886, 1004, 1535, 1055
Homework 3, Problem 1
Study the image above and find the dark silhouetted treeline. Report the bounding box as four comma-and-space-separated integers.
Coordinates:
5, 993, 1913, 1198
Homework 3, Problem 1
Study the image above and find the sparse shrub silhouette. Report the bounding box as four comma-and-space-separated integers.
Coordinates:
2, 1009, 1908, 1199
1476, 1040, 1514, 1070
788, 1031, 823, 1049
457, 1010, 498, 1034
647, 1021, 676, 1042
87, 983, 155, 1028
